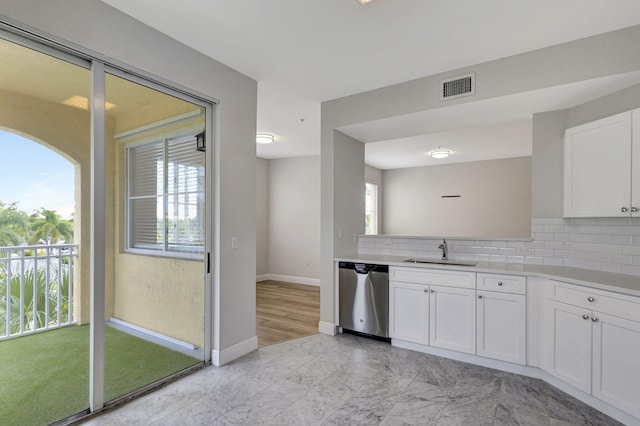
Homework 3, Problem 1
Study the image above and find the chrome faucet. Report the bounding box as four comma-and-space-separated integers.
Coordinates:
439, 239, 448, 260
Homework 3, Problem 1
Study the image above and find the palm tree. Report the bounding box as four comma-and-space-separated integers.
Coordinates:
0, 201, 30, 247
28, 208, 73, 245
0, 261, 71, 337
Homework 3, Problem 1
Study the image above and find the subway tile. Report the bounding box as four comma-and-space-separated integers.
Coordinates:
533, 249, 554, 258
489, 254, 507, 263
612, 235, 633, 245
544, 224, 565, 233
506, 256, 525, 263
544, 241, 566, 250
623, 245, 640, 256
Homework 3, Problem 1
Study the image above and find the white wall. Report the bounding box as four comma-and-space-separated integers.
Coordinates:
0, 0, 258, 359
256, 158, 269, 276
268, 156, 320, 283
382, 157, 531, 238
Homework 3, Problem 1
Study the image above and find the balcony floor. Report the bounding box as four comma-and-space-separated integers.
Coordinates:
0, 325, 201, 426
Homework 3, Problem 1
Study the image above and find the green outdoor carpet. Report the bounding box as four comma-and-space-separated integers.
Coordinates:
0, 325, 200, 426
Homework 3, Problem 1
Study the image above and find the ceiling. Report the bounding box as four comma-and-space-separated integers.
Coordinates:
100, 0, 640, 167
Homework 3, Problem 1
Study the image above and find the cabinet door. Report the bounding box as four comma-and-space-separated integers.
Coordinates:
477, 291, 526, 365
543, 300, 592, 393
632, 109, 640, 216
429, 285, 476, 354
389, 281, 429, 344
592, 312, 640, 419
564, 110, 632, 217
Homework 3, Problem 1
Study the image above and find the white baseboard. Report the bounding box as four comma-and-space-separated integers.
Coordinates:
211, 335, 258, 366
318, 321, 337, 336
107, 317, 202, 358
256, 273, 320, 287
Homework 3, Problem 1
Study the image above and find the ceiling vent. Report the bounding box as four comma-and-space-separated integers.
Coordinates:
440, 73, 475, 101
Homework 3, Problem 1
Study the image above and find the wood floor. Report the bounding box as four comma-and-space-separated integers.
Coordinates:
256, 280, 320, 347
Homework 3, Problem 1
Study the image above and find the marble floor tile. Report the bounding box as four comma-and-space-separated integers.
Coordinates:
380, 380, 449, 425
79, 333, 626, 426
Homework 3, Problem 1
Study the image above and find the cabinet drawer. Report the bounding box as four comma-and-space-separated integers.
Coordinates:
390, 267, 475, 289
550, 281, 640, 321
477, 273, 526, 295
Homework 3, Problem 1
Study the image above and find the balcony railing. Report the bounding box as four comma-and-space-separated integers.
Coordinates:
0, 243, 78, 340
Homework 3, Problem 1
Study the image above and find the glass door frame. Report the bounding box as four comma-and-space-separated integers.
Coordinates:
0, 20, 216, 417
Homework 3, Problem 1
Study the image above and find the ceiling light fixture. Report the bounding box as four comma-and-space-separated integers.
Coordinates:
430, 148, 451, 159
357, 0, 375, 4
256, 133, 275, 144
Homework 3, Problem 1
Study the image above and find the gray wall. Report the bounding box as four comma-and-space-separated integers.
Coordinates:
256, 158, 269, 276
382, 157, 531, 238
0, 0, 258, 354
321, 25, 640, 328
268, 156, 320, 281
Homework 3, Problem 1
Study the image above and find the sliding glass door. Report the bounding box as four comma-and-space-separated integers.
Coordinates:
0, 36, 92, 425
103, 71, 207, 403
0, 26, 213, 424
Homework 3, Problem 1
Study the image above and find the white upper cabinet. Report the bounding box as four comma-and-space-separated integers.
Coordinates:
563, 110, 636, 217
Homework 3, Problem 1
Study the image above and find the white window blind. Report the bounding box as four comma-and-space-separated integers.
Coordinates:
127, 134, 204, 256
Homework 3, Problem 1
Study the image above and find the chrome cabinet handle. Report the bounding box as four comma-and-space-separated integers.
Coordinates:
621, 207, 629, 213
497, 282, 503, 286
423, 288, 428, 293
430, 289, 435, 293
591, 317, 599, 322
582, 314, 590, 320
478, 295, 483, 299
632, 207, 639, 213
587, 296, 595, 303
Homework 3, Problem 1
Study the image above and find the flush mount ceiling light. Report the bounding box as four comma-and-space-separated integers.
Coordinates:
430, 148, 451, 159
357, 0, 376, 4
256, 133, 275, 144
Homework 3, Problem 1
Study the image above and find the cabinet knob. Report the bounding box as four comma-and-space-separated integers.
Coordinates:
591, 316, 599, 323
632, 207, 639, 213
587, 296, 595, 303
478, 295, 483, 299
621, 207, 629, 213
582, 314, 590, 320
423, 288, 428, 293
497, 282, 503, 286
430, 289, 435, 293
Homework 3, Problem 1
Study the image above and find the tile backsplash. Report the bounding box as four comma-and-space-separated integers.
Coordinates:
357, 217, 640, 277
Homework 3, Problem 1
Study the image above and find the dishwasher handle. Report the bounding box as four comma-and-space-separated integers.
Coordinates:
339, 262, 389, 274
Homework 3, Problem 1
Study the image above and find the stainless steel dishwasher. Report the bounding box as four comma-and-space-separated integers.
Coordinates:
338, 262, 389, 339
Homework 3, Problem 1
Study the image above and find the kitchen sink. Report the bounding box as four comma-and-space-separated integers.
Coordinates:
403, 258, 478, 267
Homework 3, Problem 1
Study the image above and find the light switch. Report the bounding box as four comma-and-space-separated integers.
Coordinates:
231, 237, 238, 250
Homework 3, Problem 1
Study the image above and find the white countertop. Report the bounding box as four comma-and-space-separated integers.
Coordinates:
335, 254, 640, 297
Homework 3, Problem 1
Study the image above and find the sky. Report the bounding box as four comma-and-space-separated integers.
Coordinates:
0, 130, 74, 219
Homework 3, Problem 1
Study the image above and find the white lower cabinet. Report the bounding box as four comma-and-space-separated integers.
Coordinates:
429, 285, 476, 354
386, 266, 640, 422
476, 290, 526, 365
543, 300, 593, 393
592, 312, 640, 419
389, 281, 429, 345
543, 281, 640, 420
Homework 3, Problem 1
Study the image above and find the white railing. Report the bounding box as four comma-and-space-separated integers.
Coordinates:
0, 243, 78, 340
